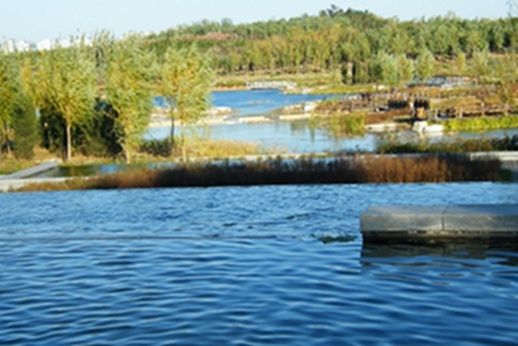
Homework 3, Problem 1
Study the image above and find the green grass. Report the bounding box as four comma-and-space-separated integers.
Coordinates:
444, 115, 518, 132
378, 135, 518, 154
139, 137, 270, 159
310, 112, 366, 138
0, 158, 36, 175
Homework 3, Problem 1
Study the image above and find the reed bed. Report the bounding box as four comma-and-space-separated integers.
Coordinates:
16, 155, 506, 192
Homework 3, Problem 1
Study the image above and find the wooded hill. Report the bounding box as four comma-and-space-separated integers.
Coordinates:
147, 6, 517, 77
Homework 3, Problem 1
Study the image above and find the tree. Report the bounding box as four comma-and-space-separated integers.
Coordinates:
0, 54, 19, 155
371, 52, 397, 88
455, 52, 467, 75
472, 50, 492, 115
396, 54, 415, 87
416, 49, 435, 81
103, 35, 154, 163
494, 54, 518, 115
472, 50, 491, 82
27, 41, 96, 161
158, 45, 213, 153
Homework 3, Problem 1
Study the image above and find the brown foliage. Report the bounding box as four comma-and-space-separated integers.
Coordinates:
16, 155, 505, 192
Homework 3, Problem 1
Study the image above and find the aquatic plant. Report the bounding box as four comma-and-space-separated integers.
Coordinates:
312, 112, 366, 138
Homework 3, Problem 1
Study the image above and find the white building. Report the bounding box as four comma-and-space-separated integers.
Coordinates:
1, 39, 17, 53
36, 39, 54, 51
14, 40, 33, 52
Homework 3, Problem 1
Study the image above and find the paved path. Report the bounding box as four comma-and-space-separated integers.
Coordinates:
1, 161, 60, 180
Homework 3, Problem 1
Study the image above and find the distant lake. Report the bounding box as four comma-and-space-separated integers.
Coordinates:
155, 88, 336, 117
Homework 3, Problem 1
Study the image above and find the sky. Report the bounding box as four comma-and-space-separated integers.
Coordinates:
0, 0, 512, 42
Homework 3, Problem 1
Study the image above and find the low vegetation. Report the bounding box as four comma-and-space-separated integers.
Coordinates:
140, 137, 265, 159
15, 155, 506, 192
378, 135, 518, 154
0, 158, 34, 175
323, 113, 366, 137
443, 115, 518, 132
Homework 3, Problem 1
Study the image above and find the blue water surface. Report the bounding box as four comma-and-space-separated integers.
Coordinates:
1, 183, 517, 345
155, 89, 335, 117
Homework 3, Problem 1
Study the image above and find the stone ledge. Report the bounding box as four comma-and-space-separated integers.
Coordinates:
361, 204, 518, 243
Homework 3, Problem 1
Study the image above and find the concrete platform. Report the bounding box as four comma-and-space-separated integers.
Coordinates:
361, 205, 518, 244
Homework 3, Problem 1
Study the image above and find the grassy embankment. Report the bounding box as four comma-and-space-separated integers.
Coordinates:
16, 155, 507, 192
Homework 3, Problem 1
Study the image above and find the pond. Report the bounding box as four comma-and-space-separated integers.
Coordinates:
1, 183, 517, 345
147, 120, 518, 154
149, 89, 518, 153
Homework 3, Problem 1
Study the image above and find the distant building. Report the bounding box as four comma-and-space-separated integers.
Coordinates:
36, 39, 54, 51
14, 40, 33, 52
1, 39, 35, 53
1, 37, 93, 53
1, 39, 16, 53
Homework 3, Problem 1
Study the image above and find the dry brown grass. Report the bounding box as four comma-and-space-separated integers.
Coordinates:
15, 155, 505, 193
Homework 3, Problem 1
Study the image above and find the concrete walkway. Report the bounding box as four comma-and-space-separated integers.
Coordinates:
1, 161, 60, 180
361, 205, 518, 244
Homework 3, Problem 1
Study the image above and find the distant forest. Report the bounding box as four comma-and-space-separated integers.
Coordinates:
147, 6, 517, 79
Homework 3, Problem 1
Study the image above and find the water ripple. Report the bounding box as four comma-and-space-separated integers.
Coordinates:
0, 183, 517, 345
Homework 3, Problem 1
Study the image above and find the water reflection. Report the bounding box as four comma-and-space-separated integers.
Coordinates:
361, 243, 518, 267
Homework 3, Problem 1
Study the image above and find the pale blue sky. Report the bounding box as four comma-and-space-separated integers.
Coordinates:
0, 0, 511, 41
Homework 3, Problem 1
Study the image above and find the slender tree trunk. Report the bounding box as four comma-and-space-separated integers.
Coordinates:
170, 117, 175, 146
124, 146, 131, 164
4, 123, 11, 156
66, 122, 72, 162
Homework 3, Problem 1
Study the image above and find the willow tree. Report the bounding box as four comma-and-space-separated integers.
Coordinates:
27, 41, 96, 161
158, 46, 212, 148
104, 36, 154, 163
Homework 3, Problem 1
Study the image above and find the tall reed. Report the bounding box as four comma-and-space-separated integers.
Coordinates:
16, 155, 506, 192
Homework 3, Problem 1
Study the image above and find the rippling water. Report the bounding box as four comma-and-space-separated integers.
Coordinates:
1, 183, 517, 345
